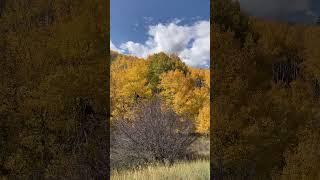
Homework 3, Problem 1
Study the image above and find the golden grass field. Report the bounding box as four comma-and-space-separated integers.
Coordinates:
111, 160, 210, 180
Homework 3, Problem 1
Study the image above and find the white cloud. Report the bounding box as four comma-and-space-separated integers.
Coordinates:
110, 40, 124, 53
180, 21, 210, 68
110, 20, 210, 68
120, 41, 151, 58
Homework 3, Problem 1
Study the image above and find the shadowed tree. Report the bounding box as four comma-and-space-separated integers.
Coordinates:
0, 0, 108, 178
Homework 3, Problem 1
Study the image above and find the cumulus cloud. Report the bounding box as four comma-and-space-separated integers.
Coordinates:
111, 20, 210, 68
120, 41, 151, 58
179, 21, 210, 67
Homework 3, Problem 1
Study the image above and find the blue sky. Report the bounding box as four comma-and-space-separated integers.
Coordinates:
111, 0, 210, 45
110, 0, 210, 68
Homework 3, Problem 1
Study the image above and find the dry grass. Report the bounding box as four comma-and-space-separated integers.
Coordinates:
111, 160, 210, 180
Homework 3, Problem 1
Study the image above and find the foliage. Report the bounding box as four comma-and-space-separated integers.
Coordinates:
280, 129, 320, 180
0, 0, 108, 178
110, 52, 210, 134
196, 100, 210, 134
211, 0, 320, 178
159, 68, 210, 131
111, 55, 152, 119
146, 52, 189, 93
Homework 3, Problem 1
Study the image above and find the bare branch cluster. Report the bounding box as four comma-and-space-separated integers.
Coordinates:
112, 97, 197, 167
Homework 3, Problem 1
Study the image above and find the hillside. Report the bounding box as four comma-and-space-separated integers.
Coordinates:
212, 0, 320, 179
110, 52, 210, 176
0, 1, 108, 178
110, 52, 210, 134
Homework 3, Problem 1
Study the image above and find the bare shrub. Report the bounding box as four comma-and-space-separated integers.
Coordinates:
112, 97, 197, 167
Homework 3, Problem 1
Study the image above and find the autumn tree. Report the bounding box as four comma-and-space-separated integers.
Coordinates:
110, 55, 152, 119
146, 52, 189, 93
110, 52, 207, 132
0, 0, 108, 178
211, 0, 320, 178
281, 129, 320, 179
159, 68, 210, 133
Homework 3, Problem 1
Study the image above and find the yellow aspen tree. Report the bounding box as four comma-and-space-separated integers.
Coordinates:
111, 56, 152, 119
159, 68, 210, 131
196, 100, 210, 134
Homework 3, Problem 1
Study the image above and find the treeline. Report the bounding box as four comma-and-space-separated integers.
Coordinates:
110, 51, 210, 134
212, 0, 320, 179
0, 0, 108, 179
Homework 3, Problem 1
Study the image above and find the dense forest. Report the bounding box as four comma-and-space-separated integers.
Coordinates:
212, 0, 320, 179
0, 0, 108, 179
110, 51, 210, 134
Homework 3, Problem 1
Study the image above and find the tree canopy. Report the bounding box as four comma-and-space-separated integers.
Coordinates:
0, 0, 108, 178
212, 0, 320, 178
110, 52, 210, 134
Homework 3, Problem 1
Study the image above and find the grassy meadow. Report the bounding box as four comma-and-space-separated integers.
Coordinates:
111, 160, 210, 180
